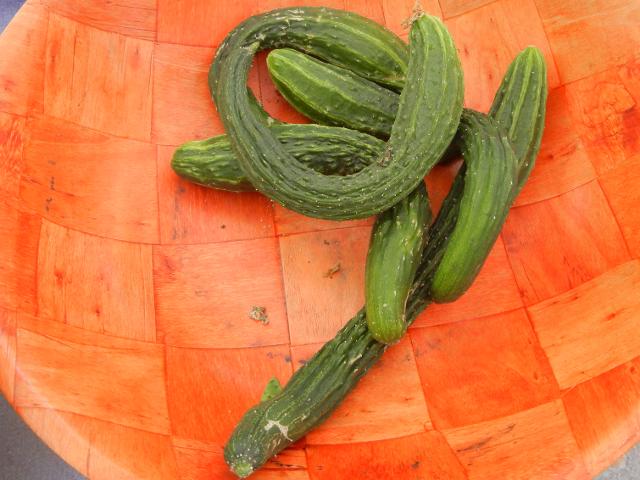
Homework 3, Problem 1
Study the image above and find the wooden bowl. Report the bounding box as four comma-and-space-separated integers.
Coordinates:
1, 0, 639, 478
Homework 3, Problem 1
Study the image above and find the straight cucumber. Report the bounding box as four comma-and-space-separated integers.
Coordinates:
267, 48, 399, 138
365, 183, 431, 344
429, 110, 518, 302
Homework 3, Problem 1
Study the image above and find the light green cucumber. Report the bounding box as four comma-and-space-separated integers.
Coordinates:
267, 48, 399, 138
364, 182, 431, 344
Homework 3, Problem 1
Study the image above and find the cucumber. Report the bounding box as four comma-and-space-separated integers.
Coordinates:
267, 48, 399, 138
429, 48, 548, 302
171, 124, 385, 192
223, 112, 510, 477
224, 50, 547, 477
210, 10, 463, 220
365, 182, 431, 344
429, 110, 518, 302
489, 46, 548, 193
211, 7, 408, 92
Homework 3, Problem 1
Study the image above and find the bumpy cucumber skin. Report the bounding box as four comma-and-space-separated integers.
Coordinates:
171, 124, 385, 192
429, 110, 518, 303
223, 112, 495, 479
172, 135, 255, 192
489, 47, 548, 193
365, 183, 431, 344
267, 48, 399, 138
211, 11, 463, 220
429, 48, 548, 303
211, 7, 408, 93
224, 48, 547, 475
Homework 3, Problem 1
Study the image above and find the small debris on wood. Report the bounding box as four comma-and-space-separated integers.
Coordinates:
324, 262, 341, 278
249, 305, 269, 324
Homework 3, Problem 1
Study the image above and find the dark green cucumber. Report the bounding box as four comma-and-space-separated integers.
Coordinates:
224, 191, 444, 477
211, 11, 463, 220
364, 182, 431, 344
171, 125, 385, 192
212, 7, 408, 92
429, 110, 518, 302
267, 48, 399, 138
223, 111, 509, 478
224, 49, 547, 476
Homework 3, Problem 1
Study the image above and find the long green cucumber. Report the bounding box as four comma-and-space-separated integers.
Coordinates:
267, 48, 399, 138
364, 182, 431, 344
180, 47, 541, 197
429, 110, 518, 302
429, 48, 547, 302
210, 11, 463, 220
213, 7, 408, 91
223, 111, 512, 477
224, 51, 546, 477
171, 124, 385, 192
489, 46, 548, 192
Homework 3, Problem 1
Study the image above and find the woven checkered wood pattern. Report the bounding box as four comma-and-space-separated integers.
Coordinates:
1, 0, 639, 478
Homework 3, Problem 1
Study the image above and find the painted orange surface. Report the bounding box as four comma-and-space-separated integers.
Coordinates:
0, 0, 639, 478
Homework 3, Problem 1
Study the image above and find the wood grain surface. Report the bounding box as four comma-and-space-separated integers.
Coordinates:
0, 0, 639, 478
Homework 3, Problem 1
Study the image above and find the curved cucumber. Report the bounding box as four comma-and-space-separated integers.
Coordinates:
490, 46, 548, 193
224, 49, 547, 477
211, 11, 463, 220
430, 48, 548, 302
429, 110, 518, 302
171, 124, 385, 192
267, 48, 399, 138
365, 182, 431, 344
211, 7, 408, 92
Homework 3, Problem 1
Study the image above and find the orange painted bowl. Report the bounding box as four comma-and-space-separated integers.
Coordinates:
1, 0, 639, 478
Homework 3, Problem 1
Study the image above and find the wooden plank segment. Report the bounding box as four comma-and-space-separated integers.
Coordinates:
20, 114, 159, 243
14, 313, 170, 434
411, 309, 559, 429
279, 227, 370, 345
528, 260, 640, 389
0, 307, 17, 403
306, 431, 467, 480
37, 220, 156, 342
503, 181, 630, 305
165, 345, 293, 445
41, 0, 156, 40
444, 401, 589, 479
563, 357, 640, 477
0, 2, 47, 116
535, 0, 640, 84
44, 13, 153, 141
153, 238, 289, 349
